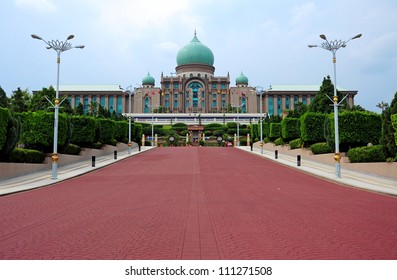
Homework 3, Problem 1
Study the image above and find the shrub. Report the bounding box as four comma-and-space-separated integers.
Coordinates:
70, 115, 97, 147
9, 148, 45, 163
63, 143, 81, 155
114, 121, 128, 142
391, 114, 397, 146
326, 111, 382, 151
0, 108, 8, 150
289, 138, 303, 149
20, 111, 68, 152
97, 118, 116, 145
300, 112, 327, 145
281, 117, 300, 140
347, 145, 386, 163
269, 123, 281, 140
274, 137, 283, 146
310, 142, 332, 154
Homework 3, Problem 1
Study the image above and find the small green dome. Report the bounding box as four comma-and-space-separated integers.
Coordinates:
142, 72, 155, 85
176, 33, 214, 66
236, 72, 249, 85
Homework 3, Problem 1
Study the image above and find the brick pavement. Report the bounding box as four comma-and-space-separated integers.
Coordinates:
0, 147, 396, 259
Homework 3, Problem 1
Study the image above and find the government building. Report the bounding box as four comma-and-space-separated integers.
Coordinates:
55, 32, 358, 118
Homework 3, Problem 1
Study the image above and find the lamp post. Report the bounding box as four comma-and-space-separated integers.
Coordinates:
231, 104, 241, 146
150, 103, 159, 146
121, 85, 139, 155
252, 86, 271, 155
309, 33, 361, 178
31, 34, 84, 179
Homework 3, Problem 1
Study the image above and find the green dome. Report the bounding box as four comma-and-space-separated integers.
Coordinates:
236, 72, 249, 85
176, 34, 214, 66
142, 72, 155, 85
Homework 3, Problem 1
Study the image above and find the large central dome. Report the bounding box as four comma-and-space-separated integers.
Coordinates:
176, 33, 214, 67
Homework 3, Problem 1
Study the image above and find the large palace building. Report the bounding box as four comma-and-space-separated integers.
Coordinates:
55, 32, 358, 117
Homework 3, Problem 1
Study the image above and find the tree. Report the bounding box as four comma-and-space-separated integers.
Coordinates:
29, 86, 73, 113
9, 87, 30, 112
380, 92, 397, 158
0, 86, 8, 108
308, 76, 349, 113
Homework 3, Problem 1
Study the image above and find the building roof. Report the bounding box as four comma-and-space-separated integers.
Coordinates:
176, 33, 214, 67
54, 85, 122, 92
269, 84, 348, 92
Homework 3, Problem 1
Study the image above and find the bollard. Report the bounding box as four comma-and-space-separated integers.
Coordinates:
114, 150, 117, 159
250, 144, 253, 151
138, 145, 141, 152
297, 155, 301, 166
275, 150, 278, 159
92, 156, 95, 167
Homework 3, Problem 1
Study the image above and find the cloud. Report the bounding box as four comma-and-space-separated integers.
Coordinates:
15, 0, 57, 13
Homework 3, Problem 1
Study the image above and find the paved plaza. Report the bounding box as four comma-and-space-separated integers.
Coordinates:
0, 147, 396, 259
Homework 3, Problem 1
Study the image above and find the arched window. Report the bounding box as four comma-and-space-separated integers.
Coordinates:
144, 97, 150, 113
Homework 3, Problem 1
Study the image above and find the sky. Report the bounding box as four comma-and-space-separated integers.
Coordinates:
1, 0, 396, 113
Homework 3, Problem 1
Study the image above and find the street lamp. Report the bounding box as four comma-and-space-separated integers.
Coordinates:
32, 34, 84, 179
121, 85, 140, 154
308, 33, 361, 178
231, 104, 241, 146
252, 86, 271, 154
150, 103, 159, 146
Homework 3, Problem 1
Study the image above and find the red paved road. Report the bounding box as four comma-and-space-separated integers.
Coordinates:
0, 147, 396, 260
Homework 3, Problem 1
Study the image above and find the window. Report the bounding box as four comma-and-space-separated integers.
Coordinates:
173, 82, 179, 89
268, 96, 274, 115
186, 91, 189, 98
109, 96, 114, 113
165, 82, 170, 89
75, 96, 81, 107
67, 97, 72, 107
117, 96, 122, 114
83, 96, 89, 114
241, 97, 246, 113
165, 100, 169, 109
186, 100, 190, 109
294, 96, 298, 105
212, 83, 216, 89
212, 93, 217, 99
92, 96, 97, 103
100, 96, 105, 107
302, 96, 307, 105
221, 83, 226, 89
174, 99, 178, 109
277, 96, 282, 115
144, 97, 149, 113
285, 96, 290, 110
212, 100, 217, 108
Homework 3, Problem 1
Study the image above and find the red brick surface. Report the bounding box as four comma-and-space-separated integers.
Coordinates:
0, 147, 396, 259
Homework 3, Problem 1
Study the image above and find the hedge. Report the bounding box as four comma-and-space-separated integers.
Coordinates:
20, 111, 68, 152
300, 112, 327, 145
391, 114, 397, 146
269, 123, 281, 140
70, 115, 97, 147
289, 138, 303, 149
0, 108, 8, 150
63, 143, 81, 155
281, 117, 300, 140
347, 145, 386, 163
97, 118, 116, 145
115, 121, 128, 143
9, 148, 45, 163
310, 142, 332, 154
327, 111, 382, 150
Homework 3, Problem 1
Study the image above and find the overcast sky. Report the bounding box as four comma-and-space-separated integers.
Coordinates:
1, 0, 396, 112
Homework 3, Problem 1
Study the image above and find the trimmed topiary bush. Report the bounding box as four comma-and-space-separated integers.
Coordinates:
289, 138, 303, 149
347, 145, 386, 163
63, 143, 81, 155
70, 115, 97, 148
310, 142, 332, 154
281, 117, 300, 141
274, 137, 283, 146
300, 112, 327, 145
269, 123, 282, 140
9, 148, 45, 163
97, 118, 116, 145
